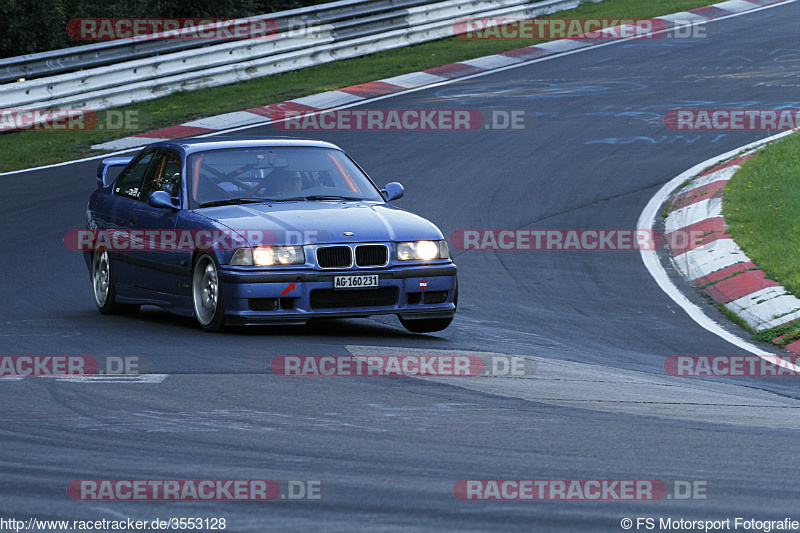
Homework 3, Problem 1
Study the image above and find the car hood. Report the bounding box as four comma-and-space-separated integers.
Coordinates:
196, 202, 444, 246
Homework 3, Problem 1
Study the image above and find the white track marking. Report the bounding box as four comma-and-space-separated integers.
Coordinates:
638, 130, 796, 358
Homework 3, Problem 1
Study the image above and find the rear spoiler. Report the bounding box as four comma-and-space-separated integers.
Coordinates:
96, 157, 134, 188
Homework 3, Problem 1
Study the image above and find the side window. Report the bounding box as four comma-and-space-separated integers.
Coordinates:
114, 151, 155, 200
141, 150, 183, 201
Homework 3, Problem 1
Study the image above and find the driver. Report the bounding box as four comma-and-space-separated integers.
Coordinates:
270, 171, 303, 194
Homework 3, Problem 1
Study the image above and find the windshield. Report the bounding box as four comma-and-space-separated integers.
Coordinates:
186, 146, 384, 209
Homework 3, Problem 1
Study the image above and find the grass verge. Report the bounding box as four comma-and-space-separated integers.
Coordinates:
1, 0, 715, 172
723, 133, 800, 296
722, 132, 800, 346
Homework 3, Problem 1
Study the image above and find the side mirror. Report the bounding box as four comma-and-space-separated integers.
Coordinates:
96, 157, 134, 188
381, 182, 404, 202
148, 190, 178, 209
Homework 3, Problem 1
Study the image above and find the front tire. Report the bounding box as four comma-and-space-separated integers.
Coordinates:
192, 254, 226, 332
92, 249, 139, 315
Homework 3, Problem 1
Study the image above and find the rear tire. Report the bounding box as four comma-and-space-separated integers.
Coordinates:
92, 249, 140, 315
192, 253, 226, 332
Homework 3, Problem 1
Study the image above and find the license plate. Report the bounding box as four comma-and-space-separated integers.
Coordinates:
334, 275, 379, 290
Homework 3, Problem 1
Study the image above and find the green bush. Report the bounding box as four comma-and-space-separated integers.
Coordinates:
0, 0, 68, 58
0, 0, 331, 59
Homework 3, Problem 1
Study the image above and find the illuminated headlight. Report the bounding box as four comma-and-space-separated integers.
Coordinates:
397, 240, 449, 261
230, 246, 305, 266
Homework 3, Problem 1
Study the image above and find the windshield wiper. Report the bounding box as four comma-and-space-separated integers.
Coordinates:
264, 197, 311, 202
198, 195, 364, 208
197, 198, 273, 208
302, 195, 363, 201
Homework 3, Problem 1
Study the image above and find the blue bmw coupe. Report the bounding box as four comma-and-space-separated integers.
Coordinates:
84, 137, 457, 332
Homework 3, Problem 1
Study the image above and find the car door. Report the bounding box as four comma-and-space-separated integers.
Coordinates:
105, 149, 157, 284
125, 149, 186, 295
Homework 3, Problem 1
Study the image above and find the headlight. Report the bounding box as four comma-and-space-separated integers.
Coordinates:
230, 246, 305, 266
397, 240, 449, 261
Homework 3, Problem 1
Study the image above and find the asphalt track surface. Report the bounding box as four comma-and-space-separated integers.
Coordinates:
1, 3, 800, 531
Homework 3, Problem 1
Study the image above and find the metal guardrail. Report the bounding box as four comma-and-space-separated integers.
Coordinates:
0, 0, 433, 84
0, 0, 596, 113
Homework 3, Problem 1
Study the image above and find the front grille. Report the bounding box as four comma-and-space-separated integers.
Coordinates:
310, 287, 398, 309
316, 246, 352, 268
355, 245, 388, 267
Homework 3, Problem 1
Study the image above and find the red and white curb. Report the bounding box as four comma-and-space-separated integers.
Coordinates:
91, 0, 788, 151
664, 141, 800, 354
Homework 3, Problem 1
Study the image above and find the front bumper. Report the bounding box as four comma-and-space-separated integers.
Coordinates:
219, 263, 457, 325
